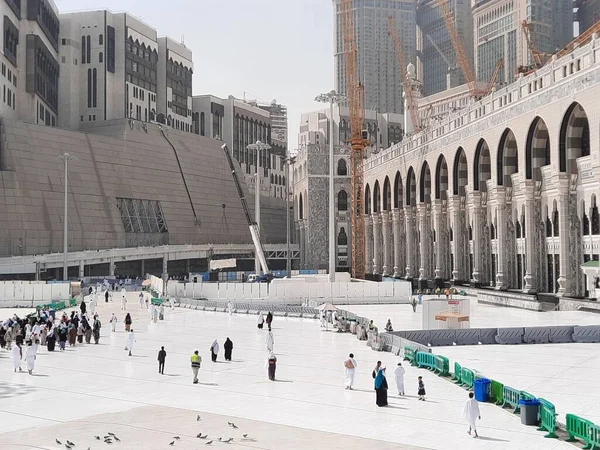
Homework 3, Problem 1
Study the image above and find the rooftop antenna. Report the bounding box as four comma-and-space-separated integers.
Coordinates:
181, 34, 185, 46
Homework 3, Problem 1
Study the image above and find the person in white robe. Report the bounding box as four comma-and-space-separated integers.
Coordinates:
227, 301, 233, 315
463, 392, 481, 438
265, 331, 274, 353
121, 293, 127, 311
169, 297, 175, 310
25, 322, 32, 341
125, 329, 136, 356
320, 311, 327, 329
90, 296, 97, 315
139, 292, 145, 309
257, 312, 265, 329
344, 353, 357, 390
394, 362, 406, 395
159, 304, 165, 320
109, 313, 118, 332
31, 323, 41, 341
11, 343, 22, 372
151, 305, 158, 323
25, 341, 37, 374
210, 339, 219, 362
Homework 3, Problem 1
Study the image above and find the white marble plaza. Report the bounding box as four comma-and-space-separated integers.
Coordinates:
0, 295, 590, 450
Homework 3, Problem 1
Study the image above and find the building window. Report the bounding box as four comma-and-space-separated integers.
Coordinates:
337, 158, 347, 176
338, 190, 348, 211
99, 34, 103, 45
87, 68, 92, 107
86, 35, 91, 64
81, 36, 85, 63
99, 52, 103, 63
107, 26, 115, 73
116, 197, 169, 233
338, 227, 348, 246
92, 68, 97, 107
3, 16, 19, 67
200, 112, 205, 136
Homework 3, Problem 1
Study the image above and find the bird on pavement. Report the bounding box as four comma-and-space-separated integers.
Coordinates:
169, 441, 175, 446
95, 436, 101, 440
205, 441, 213, 445
113, 436, 120, 442
243, 434, 248, 438
67, 441, 75, 446
197, 415, 201, 421
224, 438, 233, 443
56, 439, 62, 445
173, 436, 180, 440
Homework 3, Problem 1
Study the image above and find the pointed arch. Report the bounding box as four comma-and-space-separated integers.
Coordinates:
365, 184, 372, 215
419, 161, 432, 203
435, 155, 448, 200
337, 158, 348, 176
497, 128, 519, 187
559, 102, 590, 174
393, 171, 403, 209
474, 139, 491, 192
373, 180, 381, 213
383, 176, 392, 211
406, 167, 416, 207
526, 116, 550, 181
453, 147, 468, 196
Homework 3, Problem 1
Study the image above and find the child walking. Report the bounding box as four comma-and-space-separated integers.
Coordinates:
418, 376, 426, 401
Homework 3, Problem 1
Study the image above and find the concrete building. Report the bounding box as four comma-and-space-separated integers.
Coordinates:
192, 94, 288, 201
361, 36, 600, 299
293, 106, 403, 270
577, 0, 600, 34
333, 0, 416, 114
58, 10, 193, 132
473, 0, 573, 86
0, 0, 60, 127
256, 99, 288, 151
416, 0, 473, 96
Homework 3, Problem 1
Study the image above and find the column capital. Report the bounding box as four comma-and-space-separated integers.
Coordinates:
364, 215, 372, 226
380, 210, 390, 222
371, 213, 380, 225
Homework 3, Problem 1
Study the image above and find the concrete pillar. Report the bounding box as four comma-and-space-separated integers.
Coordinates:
140, 259, 145, 277
365, 215, 373, 275
432, 201, 443, 279
471, 194, 482, 283
557, 186, 570, 294
523, 188, 537, 292
392, 210, 401, 277
381, 211, 390, 276
109, 258, 115, 276
449, 197, 463, 281
299, 221, 306, 270
418, 204, 429, 280
162, 254, 168, 280
495, 191, 508, 290
372, 213, 381, 275
404, 207, 414, 278
78, 260, 85, 279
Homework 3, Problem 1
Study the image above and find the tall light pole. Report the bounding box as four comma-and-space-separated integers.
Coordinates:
285, 155, 295, 278
58, 153, 76, 281
315, 90, 346, 282
247, 140, 271, 274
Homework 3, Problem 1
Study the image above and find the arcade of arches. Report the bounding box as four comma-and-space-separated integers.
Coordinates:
363, 103, 596, 296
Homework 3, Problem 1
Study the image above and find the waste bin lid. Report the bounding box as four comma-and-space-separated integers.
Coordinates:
474, 378, 490, 384
518, 398, 540, 406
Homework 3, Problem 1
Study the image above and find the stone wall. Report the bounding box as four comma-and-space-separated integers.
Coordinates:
0, 118, 287, 257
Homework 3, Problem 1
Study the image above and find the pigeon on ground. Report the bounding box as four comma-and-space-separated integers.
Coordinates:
169, 441, 175, 446
205, 441, 213, 445
67, 441, 75, 446
114, 436, 120, 442
243, 434, 248, 438
224, 438, 233, 443
56, 440, 62, 445
197, 415, 201, 421
218, 438, 222, 441
65, 445, 72, 450
108, 432, 116, 436
95, 436, 101, 440
173, 436, 180, 440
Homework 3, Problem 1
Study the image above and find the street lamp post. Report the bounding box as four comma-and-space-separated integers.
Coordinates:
285, 155, 295, 278
315, 90, 346, 283
58, 153, 76, 281
247, 140, 272, 274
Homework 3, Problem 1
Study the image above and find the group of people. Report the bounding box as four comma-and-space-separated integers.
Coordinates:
0, 300, 102, 375
187, 337, 234, 383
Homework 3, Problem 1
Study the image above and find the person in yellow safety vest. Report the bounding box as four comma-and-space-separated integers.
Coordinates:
191, 350, 201, 384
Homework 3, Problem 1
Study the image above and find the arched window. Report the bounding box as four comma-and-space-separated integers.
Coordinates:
583, 211, 590, 235
515, 220, 522, 238
490, 223, 496, 240
468, 225, 473, 241
449, 227, 453, 242
338, 190, 348, 211
337, 227, 348, 246
592, 199, 600, 235
270, 174, 274, 183
337, 158, 347, 176
553, 210, 559, 237
546, 217, 552, 237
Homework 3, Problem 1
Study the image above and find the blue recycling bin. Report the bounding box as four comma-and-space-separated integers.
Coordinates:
473, 378, 491, 402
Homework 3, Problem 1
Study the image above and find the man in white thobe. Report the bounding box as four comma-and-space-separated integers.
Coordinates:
25, 341, 37, 374
265, 331, 274, 353
344, 353, 357, 390
394, 362, 405, 395
227, 301, 233, 315
109, 313, 118, 332
125, 329, 136, 356
463, 392, 481, 438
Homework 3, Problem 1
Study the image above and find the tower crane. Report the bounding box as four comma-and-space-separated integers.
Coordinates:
388, 17, 421, 134
486, 59, 503, 94
547, 20, 600, 64
436, 0, 485, 98
340, 0, 369, 279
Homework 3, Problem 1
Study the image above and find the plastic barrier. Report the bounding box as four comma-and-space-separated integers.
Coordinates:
566, 413, 593, 448
502, 385, 521, 413
452, 362, 462, 383
429, 329, 456, 346
495, 327, 524, 344
151, 298, 163, 305
416, 351, 436, 370
433, 355, 450, 377
403, 346, 416, 365
489, 380, 504, 405
69, 298, 76, 307
520, 391, 536, 402
589, 422, 600, 449
536, 398, 558, 439
461, 367, 475, 389
524, 326, 550, 344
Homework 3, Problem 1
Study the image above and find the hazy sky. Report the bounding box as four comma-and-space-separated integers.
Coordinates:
56, 0, 334, 151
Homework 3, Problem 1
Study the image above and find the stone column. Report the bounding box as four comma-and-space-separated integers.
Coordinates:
471, 193, 482, 283
162, 254, 168, 280
78, 260, 85, 279
557, 184, 570, 294
381, 211, 391, 276
417, 204, 429, 279
432, 201, 443, 279
495, 190, 508, 290
449, 197, 463, 281
365, 215, 373, 275
405, 207, 414, 278
109, 258, 116, 276
299, 221, 306, 270
392, 210, 401, 277
372, 213, 381, 275
523, 185, 537, 292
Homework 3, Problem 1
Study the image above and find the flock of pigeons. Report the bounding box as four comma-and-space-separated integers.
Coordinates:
53, 414, 254, 448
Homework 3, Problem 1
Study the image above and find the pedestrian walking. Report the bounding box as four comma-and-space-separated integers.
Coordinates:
191, 350, 201, 384
463, 392, 481, 438
158, 346, 166, 374
344, 353, 357, 390
139, 292, 145, 309
411, 296, 417, 313
266, 312, 273, 331
92, 315, 101, 344
265, 330, 274, 353
105, 290, 109, 303
121, 293, 127, 310
25, 340, 37, 375
257, 312, 264, 329
80, 299, 87, 315
110, 313, 118, 332
124, 313, 132, 332
124, 329, 136, 356
374, 367, 388, 407
224, 337, 233, 361
210, 339, 219, 362
227, 301, 233, 315
267, 352, 277, 381
159, 304, 165, 320
11, 342, 22, 372
372, 361, 382, 379
394, 362, 405, 395
418, 376, 426, 400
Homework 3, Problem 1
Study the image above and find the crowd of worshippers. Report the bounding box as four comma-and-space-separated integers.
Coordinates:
0, 300, 101, 374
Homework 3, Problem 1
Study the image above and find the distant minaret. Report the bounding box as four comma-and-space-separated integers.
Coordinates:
404, 62, 422, 135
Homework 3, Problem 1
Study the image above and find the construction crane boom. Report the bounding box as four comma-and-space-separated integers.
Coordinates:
522, 20, 542, 68
388, 17, 421, 133
548, 20, 600, 64
436, 0, 484, 98
426, 34, 453, 69
340, 0, 367, 279
221, 144, 270, 276
486, 59, 503, 94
